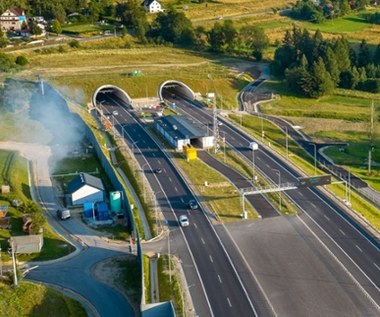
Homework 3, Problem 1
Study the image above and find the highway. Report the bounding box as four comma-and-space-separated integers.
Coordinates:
172, 95, 380, 311
96, 94, 275, 316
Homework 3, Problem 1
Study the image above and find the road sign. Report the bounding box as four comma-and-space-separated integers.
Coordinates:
297, 175, 331, 188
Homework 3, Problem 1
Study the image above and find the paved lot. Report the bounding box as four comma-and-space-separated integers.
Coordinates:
216, 215, 379, 317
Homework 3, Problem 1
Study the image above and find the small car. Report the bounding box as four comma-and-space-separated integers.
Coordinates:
56, 209, 71, 220
112, 110, 119, 116
217, 120, 223, 126
189, 199, 198, 210
179, 215, 189, 227
154, 167, 162, 174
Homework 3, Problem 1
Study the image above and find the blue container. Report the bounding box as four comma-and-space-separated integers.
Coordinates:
83, 202, 94, 218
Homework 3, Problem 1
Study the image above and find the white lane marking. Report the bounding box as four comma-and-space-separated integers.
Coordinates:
180, 198, 184, 203
152, 153, 155, 157
356, 245, 362, 252
174, 186, 178, 192
339, 229, 346, 236
194, 223, 198, 229
209, 255, 213, 263
227, 297, 232, 307
230, 136, 236, 141
168, 177, 172, 183
201, 238, 205, 245
374, 263, 380, 271
311, 203, 317, 208
158, 160, 162, 165
323, 214, 330, 221
218, 275, 222, 283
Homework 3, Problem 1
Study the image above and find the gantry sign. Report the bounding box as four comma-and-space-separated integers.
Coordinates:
240, 174, 332, 196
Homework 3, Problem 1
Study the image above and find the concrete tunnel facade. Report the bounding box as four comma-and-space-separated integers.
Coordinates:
92, 85, 132, 108
92, 81, 196, 108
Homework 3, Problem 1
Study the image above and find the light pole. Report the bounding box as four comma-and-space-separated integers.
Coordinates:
141, 163, 149, 200
154, 191, 162, 236
272, 169, 281, 212
261, 114, 264, 141
223, 132, 226, 163
285, 126, 289, 159
312, 143, 317, 175
10, 240, 18, 286
168, 230, 172, 285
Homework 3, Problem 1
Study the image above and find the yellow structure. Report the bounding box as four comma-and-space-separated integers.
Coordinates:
183, 144, 197, 160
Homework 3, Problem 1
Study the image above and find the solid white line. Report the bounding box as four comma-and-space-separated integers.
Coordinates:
218, 275, 222, 283
180, 198, 184, 203
356, 245, 363, 252
227, 297, 232, 307
374, 263, 380, 271
209, 255, 213, 263
201, 238, 205, 245
339, 229, 346, 236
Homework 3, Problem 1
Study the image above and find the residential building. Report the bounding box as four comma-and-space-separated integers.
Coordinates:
0, 7, 27, 32
142, 0, 163, 13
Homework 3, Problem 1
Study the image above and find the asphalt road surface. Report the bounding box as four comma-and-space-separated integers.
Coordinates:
96, 93, 275, 317
171, 96, 380, 316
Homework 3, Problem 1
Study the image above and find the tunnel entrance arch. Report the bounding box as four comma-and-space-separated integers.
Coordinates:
158, 80, 195, 101
92, 85, 132, 108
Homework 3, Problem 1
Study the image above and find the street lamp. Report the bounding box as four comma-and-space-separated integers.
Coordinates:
285, 126, 289, 159
168, 230, 172, 285
312, 143, 317, 175
223, 132, 226, 163
272, 169, 281, 212
153, 191, 162, 236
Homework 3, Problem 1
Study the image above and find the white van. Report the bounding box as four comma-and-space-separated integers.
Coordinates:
57, 209, 71, 220
249, 141, 258, 151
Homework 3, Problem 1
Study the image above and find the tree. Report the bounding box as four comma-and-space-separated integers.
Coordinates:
357, 39, 371, 68
116, 0, 148, 41
208, 22, 225, 53
0, 52, 15, 72
31, 22, 43, 36
308, 57, 334, 98
250, 27, 269, 61
0, 28, 8, 48
15, 55, 28, 66
324, 47, 340, 86
374, 44, 380, 65
51, 20, 62, 36
150, 9, 193, 45
333, 38, 351, 72
222, 20, 237, 53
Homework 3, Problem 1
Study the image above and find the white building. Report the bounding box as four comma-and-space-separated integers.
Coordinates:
141, 0, 163, 13
154, 115, 214, 151
67, 172, 105, 206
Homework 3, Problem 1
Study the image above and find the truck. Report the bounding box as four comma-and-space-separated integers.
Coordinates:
249, 141, 258, 151
57, 209, 71, 220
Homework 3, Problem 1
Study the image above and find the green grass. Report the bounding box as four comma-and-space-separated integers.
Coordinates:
0, 281, 87, 317
118, 256, 142, 306
301, 13, 371, 33
227, 113, 380, 230
173, 154, 257, 221
157, 255, 183, 316
143, 255, 151, 303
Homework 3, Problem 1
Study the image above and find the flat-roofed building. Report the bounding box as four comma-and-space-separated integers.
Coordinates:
154, 115, 214, 151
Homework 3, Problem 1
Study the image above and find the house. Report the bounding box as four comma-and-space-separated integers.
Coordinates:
67, 172, 105, 206
0, 7, 27, 33
9, 234, 43, 254
141, 0, 163, 13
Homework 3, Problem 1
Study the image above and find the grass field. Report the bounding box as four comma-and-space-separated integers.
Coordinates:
0, 281, 87, 317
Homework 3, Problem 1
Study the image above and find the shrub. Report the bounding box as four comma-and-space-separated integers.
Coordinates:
15, 55, 28, 66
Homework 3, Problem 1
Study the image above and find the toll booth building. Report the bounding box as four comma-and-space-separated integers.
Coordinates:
154, 115, 214, 151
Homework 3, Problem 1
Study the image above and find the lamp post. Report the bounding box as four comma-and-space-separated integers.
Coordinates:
168, 230, 172, 285
312, 143, 317, 175
272, 169, 281, 212
261, 114, 264, 141
223, 132, 226, 163
285, 126, 289, 159
141, 163, 149, 200
154, 191, 162, 236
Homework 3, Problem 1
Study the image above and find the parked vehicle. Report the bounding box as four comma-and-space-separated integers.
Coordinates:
154, 167, 162, 174
56, 209, 71, 220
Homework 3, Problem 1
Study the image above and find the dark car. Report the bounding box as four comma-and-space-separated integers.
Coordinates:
189, 199, 198, 210
154, 167, 162, 174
